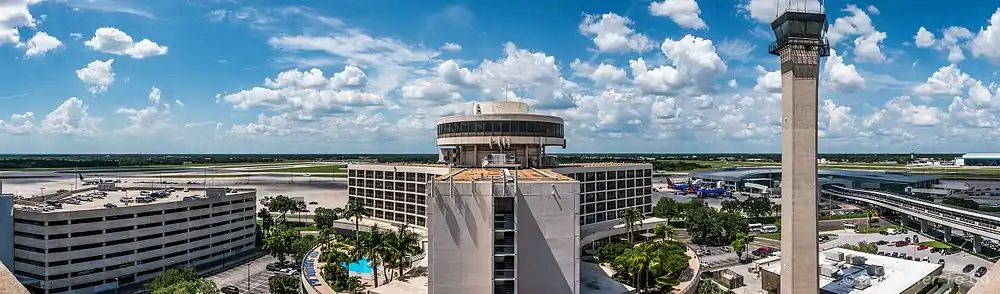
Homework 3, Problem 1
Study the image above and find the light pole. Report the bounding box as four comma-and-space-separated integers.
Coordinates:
247, 260, 252, 292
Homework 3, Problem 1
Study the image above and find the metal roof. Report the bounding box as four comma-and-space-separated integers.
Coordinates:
962, 153, 1000, 159
689, 167, 938, 184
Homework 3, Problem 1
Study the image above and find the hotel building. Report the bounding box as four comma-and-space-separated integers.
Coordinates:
1, 188, 257, 294
347, 101, 654, 294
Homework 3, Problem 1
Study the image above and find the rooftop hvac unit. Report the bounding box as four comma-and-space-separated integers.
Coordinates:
820, 264, 839, 277
867, 265, 885, 277
853, 276, 872, 290
850, 256, 868, 266
824, 251, 844, 262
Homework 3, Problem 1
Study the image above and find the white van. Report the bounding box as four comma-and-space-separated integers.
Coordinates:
761, 225, 779, 233
749, 223, 763, 233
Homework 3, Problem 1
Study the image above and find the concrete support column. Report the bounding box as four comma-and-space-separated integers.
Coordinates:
919, 219, 928, 234
943, 226, 952, 242
901, 216, 909, 226
974, 234, 983, 253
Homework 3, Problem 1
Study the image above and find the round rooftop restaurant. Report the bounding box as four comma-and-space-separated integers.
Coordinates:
435, 101, 566, 168
435, 101, 565, 143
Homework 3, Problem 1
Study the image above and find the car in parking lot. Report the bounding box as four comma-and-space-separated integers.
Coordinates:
221, 286, 240, 294
975, 267, 988, 278
964, 264, 976, 273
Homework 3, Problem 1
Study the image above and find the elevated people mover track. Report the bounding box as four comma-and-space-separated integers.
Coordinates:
821, 185, 1000, 241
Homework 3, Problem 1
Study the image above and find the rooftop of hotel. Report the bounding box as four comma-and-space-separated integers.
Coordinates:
13, 188, 252, 213
349, 162, 450, 167
439, 168, 575, 182
761, 248, 942, 294
557, 162, 651, 167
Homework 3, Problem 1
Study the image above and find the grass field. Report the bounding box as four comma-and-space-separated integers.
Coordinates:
918, 240, 953, 249
254, 165, 346, 173
757, 233, 781, 240
155, 174, 252, 179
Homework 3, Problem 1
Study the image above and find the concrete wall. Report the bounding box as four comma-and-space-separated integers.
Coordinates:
428, 180, 496, 294
428, 179, 581, 294
0, 194, 13, 271
515, 181, 580, 294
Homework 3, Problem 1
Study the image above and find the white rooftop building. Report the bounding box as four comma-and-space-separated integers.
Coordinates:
759, 248, 943, 294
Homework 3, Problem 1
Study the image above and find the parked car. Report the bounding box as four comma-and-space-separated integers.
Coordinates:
938, 259, 945, 265
104, 203, 117, 208
221, 286, 240, 294
963, 264, 976, 273
917, 245, 929, 251
975, 267, 988, 278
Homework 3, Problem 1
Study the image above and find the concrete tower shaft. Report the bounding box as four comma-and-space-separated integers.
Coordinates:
769, 9, 830, 294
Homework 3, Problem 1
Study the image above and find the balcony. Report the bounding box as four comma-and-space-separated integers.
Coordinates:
494, 245, 514, 255
494, 214, 514, 231
494, 270, 514, 280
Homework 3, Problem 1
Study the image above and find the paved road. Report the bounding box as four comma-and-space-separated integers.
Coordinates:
206, 255, 279, 294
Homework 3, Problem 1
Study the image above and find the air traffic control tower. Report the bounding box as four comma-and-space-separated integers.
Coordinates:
768, 2, 830, 294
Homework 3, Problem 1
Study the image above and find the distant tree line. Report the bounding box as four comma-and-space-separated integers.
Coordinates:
652, 161, 712, 171
0, 154, 441, 169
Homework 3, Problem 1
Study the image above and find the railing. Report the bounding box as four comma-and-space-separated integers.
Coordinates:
494, 270, 515, 280
494, 245, 515, 255
822, 186, 1000, 238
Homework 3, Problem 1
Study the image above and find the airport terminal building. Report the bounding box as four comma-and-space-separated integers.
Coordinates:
688, 167, 939, 195
347, 101, 654, 294
1, 187, 257, 294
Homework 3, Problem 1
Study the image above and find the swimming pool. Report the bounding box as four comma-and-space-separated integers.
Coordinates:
340, 258, 373, 274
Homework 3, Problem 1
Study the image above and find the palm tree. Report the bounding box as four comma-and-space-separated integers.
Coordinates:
342, 199, 370, 241
653, 223, 675, 241
864, 205, 879, 230
614, 245, 650, 292
622, 208, 644, 243
390, 224, 424, 280
357, 226, 391, 287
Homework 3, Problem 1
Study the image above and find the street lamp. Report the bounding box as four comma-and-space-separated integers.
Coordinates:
247, 260, 252, 292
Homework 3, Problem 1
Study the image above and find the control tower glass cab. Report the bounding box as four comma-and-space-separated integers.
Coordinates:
768, 11, 831, 58
435, 101, 566, 168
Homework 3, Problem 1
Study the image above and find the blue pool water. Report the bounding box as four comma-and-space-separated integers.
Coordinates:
341, 258, 373, 274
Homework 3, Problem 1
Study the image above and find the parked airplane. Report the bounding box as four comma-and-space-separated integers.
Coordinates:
665, 178, 699, 191
689, 184, 730, 198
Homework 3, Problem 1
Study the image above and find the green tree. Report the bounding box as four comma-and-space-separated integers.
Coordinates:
291, 235, 319, 263
863, 205, 879, 230
147, 267, 200, 292
268, 275, 301, 294
731, 232, 747, 260
622, 208, 644, 243
741, 197, 773, 222
595, 243, 632, 264
839, 241, 879, 254
342, 199, 371, 241
313, 207, 343, 230
265, 224, 299, 263
269, 195, 298, 222
355, 226, 391, 287
653, 223, 675, 240
653, 198, 680, 224
258, 208, 274, 237
151, 279, 218, 294
720, 200, 742, 214
389, 224, 424, 281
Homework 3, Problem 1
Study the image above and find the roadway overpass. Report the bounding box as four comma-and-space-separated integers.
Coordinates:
821, 185, 1000, 253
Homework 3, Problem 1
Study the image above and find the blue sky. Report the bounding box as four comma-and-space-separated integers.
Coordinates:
2, 0, 1000, 154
